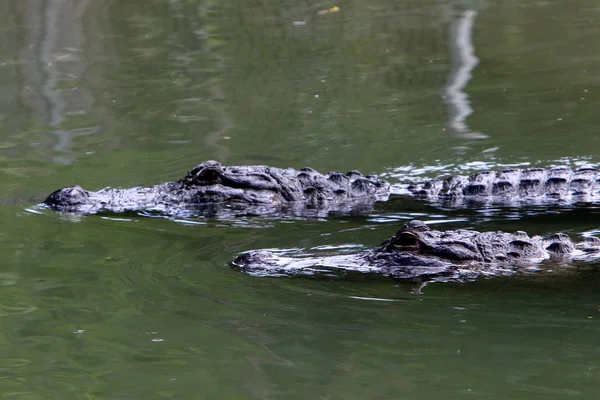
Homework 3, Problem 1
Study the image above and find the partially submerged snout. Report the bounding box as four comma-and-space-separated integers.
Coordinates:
44, 185, 90, 207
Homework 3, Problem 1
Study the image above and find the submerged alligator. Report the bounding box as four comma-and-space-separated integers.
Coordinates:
232, 220, 600, 283
44, 160, 600, 217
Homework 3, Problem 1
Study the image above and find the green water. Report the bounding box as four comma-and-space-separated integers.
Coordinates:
3, 0, 600, 398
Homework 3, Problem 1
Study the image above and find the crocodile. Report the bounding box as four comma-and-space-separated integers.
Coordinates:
232, 220, 600, 283
43, 160, 390, 218
43, 161, 600, 217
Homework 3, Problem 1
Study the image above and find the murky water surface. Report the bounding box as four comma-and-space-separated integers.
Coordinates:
3, 0, 600, 398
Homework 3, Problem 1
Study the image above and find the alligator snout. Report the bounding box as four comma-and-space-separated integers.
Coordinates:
44, 185, 90, 207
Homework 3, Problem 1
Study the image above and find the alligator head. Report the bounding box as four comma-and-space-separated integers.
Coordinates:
43, 161, 299, 214
233, 220, 600, 282
233, 221, 469, 280
43, 160, 390, 216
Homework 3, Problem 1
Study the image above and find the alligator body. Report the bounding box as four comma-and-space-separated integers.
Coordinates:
44, 161, 390, 217
44, 162, 600, 217
232, 220, 600, 283
405, 166, 600, 206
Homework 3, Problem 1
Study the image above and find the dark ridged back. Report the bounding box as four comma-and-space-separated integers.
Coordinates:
408, 167, 600, 199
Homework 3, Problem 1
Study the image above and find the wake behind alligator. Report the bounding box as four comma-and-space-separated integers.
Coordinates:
232, 220, 600, 284
43, 160, 600, 218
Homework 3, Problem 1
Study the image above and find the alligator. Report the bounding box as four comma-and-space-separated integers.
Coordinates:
43, 160, 390, 217
232, 220, 600, 283
43, 161, 600, 217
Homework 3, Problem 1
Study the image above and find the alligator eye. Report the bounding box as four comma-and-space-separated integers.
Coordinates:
44, 185, 89, 207
195, 168, 220, 184
395, 231, 419, 247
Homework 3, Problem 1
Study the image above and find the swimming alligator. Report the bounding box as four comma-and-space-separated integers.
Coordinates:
232, 220, 600, 283
43, 160, 390, 217
43, 161, 600, 217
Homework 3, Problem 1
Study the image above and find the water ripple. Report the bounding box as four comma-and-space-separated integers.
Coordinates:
383, 156, 599, 183
0, 304, 38, 317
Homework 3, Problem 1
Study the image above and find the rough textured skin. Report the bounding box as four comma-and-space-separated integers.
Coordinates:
44, 163, 600, 218
406, 167, 600, 206
44, 160, 390, 217
232, 220, 600, 283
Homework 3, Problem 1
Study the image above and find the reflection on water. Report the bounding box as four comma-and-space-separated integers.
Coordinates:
40, 0, 99, 164
443, 8, 485, 139
3, 0, 600, 180
2, 0, 102, 165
